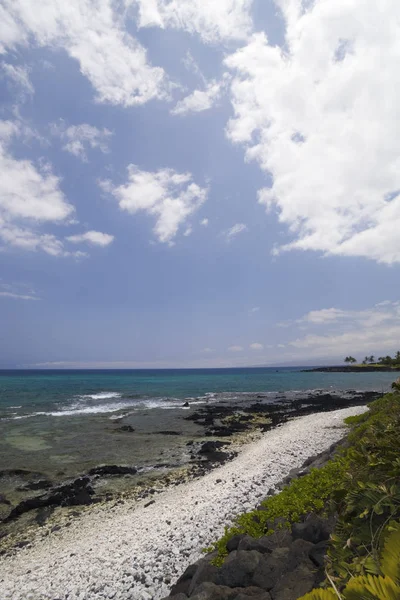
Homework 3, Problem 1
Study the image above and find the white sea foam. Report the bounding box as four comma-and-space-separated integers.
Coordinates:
19, 397, 205, 418
38, 401, 140, 417
78, 392, 122, 401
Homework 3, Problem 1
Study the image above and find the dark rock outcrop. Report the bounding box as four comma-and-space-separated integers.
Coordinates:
4, 477, 95, 522
164, 533, 325, 600
291, 515, 332, 545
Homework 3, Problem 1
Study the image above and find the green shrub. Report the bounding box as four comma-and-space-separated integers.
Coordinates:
206, 389, 400, 581
206, 453, 350, 565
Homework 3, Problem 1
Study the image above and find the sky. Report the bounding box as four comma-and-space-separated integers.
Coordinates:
0, 0, 400, 369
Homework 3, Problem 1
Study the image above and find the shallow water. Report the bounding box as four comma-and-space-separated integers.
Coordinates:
0, 368, 395, 488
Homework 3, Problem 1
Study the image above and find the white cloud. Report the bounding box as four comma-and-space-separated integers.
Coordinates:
249, 306, 260, 313
0, 282, 38, 300
134, 0, 253, 44
300, 308, 349, 325
201, 347, 215, 353
0, 291, 37, 300
182, 51, 207, 84
228, 345, 243, 352
0, 0, 166, 106
0, 224, 64, 256
183, 226, 192, 237
66, 230, 114, 247
224, 223, 248, 240
101, 165, 208, 244
52, 122, 112, 161
226, 1, 400, 264
0, 120, 111, 257
1, 62, 34, 96
0, 120, 74, 254
287, 301, 400, 358
250, 342, 263, 350
200, 218, 209, 226
171, 80, 224, 116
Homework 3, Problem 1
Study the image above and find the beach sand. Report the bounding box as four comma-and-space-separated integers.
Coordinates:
0, 405, 366, 600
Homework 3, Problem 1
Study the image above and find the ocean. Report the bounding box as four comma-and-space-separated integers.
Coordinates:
0, 367, 396, 518
0, 367, 394, 419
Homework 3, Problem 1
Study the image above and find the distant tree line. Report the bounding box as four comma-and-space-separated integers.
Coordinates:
344, 351, 400, 366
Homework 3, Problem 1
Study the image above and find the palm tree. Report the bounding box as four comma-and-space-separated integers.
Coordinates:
344, 356, 357, 364
369, 355, 375, 364
395, 351, 400, 364
362, 356, 369, 365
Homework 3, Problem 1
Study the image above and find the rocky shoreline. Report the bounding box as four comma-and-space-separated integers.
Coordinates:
163, 443, 341, 600
0, 405, 367, 600
0, 389, 379, 554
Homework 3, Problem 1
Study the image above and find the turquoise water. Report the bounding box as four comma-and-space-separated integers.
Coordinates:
0, 368, 395, 421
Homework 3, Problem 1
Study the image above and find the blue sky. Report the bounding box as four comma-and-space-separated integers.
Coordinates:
0, 0, 400, 368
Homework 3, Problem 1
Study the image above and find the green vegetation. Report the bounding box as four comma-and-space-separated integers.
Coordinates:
345, 351, 400, 367
205, 456, 351, 566
205, 386, 400, 600
299, 525, 400, 599
344, 356, 357, 364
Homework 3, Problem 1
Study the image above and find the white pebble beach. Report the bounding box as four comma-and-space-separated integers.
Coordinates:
0, 405, 367, 600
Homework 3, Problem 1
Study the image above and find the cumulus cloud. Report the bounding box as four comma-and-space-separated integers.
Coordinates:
200, 218, 209, 226
134, 0, 253, 44
0, 0, 166, 106
66, 231, 114, 247
0, 121, 68, 216
101, 165, 208, 244
287, 301, 400, 358
250, 342, 263, 350
0, 120, 111, 257
226, 1, 400, 264
171, 79, 224, 116
224, 223, 248, 240
52, 122, 112, 161
228, 345, 243, 352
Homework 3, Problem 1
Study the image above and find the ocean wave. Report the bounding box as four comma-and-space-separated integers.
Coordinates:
2, 396, 205, 419
78, 391, 122, 401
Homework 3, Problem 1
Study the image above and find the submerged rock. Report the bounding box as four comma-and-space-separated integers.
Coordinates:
116, 425, 135, 433
88, 465, 137, 477
16, 479, 53, 492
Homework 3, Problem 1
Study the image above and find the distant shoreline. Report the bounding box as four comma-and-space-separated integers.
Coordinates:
303, 365, 400, 372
